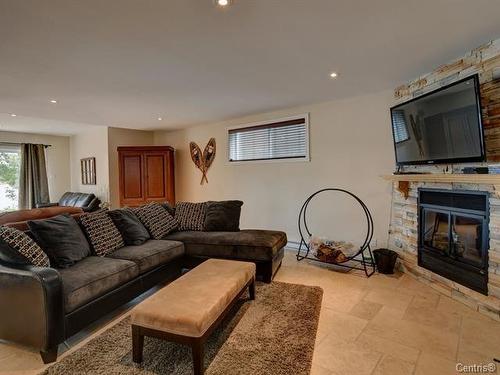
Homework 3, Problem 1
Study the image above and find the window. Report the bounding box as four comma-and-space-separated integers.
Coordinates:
0, 144, 21, 212
392, 110, 410, 143
228, 115, 309, 162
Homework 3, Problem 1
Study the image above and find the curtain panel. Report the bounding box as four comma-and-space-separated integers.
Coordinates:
18, 144, 49, 209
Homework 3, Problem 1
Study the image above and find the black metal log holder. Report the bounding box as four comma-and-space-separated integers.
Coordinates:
296, 188, 376, 277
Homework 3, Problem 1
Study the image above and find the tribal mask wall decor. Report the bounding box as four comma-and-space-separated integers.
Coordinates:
189, 138, 216, 185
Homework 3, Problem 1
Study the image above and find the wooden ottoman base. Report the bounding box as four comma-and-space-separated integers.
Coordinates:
132, 277, 255, 375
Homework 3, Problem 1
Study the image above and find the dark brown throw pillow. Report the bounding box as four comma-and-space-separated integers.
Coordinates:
79, 210, 125, 256
132, 202, 178, 239
204, 200, 243, 232
108, 209, 150, 246
28, 214, 90, 268
0, 226, 50, 267
160, 202, 176, 217
175, 202, 208, 231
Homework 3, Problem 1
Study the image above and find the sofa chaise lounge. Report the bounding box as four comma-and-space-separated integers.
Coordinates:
0, 209, 286, 363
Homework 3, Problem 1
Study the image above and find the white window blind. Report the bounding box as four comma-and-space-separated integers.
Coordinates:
228, 116, 308, 162
0, 143, 21, 153
392, 110, 409, 143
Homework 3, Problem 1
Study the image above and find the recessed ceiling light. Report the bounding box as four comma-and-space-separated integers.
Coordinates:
330, 72, 338, 78
10, 113, 16, 117
158, 117, 163, 121
50, 99, 58, 104
216, 0, 230, 6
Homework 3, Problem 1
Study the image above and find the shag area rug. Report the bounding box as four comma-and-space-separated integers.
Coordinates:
42, 281, 323, 375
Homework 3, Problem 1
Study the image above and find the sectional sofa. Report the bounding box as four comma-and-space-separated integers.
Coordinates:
0, 206, 286, 363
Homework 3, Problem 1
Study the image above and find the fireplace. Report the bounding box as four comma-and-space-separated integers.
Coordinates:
418, 189, 489, 295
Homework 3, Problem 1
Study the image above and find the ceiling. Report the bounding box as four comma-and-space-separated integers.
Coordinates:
0, 113, 101, 136
1, 0, 500, 133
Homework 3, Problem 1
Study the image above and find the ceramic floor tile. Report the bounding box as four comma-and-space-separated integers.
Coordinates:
414, 352, 459, 375
355, 332, 420, 364
456, 349, 499, 374
363, 288, 414, 312
349, 300, 383, 320
407, 290, 440, 309
313, 338, 382, 375
1, 250, 500, 375
365, 310, 459, 361
364, 273, 403, 290
437, 295, 479, 318
317, 309, 369, 345
321, 288, 367, 313
402, 304, 462, 334
372, 354, 414, 375
310, 362, 334, 375
396, 275, 439, 297
459, 315, 500, 361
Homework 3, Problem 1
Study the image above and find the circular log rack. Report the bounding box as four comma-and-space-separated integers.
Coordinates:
296, 188, 376, 277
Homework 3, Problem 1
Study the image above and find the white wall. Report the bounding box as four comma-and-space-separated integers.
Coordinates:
107, 127, 154, 208
70, 126, 110, 202
154, 89, 396, 246
0, 130, 71, 201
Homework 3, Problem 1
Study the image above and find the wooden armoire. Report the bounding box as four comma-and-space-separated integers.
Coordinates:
118, 146, 175, 207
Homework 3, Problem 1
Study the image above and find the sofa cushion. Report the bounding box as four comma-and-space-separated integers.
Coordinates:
58, 256, 139, 313
175, 202, 208, 231
28, 214, 91, 268
108, 209, 150, 246
109, 240, 184, 274
132, 203, 178, 240
79, 211, 124, 256
163, 230, 287, 261
0, 226, 50, 267
204, 200, 243, 232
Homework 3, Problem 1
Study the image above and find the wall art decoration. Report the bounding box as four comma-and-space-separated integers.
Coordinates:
81, 157, 96, 185
189, 138, 216, 185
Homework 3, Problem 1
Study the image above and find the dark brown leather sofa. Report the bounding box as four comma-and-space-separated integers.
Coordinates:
36, 192, 101, 212
0, 210, 287, 363
0, 206, 84, 230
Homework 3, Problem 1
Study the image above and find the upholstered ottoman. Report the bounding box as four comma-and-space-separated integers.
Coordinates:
130, 258, 256, 374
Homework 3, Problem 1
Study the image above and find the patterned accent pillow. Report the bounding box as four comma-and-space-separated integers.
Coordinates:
79, 211, 124, 256
175, 202, 208, 231
0, 226, 50, 267
132, 202, 179, 239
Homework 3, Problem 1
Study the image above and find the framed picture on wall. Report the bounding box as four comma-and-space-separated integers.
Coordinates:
81, 157, 96, 185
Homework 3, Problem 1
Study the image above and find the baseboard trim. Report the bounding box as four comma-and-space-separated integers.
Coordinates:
285, 241, 302, 250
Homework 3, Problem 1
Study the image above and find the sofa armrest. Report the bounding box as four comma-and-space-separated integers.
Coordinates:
36, 202, 59, 208
82, 197, 101, 212
0, 262, 64, 353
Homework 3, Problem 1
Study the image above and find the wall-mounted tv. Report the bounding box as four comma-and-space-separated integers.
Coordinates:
390, 75, 485, 166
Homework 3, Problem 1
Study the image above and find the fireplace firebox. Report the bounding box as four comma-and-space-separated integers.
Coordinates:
418, 189, 489, 295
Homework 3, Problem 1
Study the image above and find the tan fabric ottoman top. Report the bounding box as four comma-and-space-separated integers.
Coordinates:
131, 259, 256, 338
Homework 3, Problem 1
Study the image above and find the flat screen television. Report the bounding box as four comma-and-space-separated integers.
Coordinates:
390, 75, 485, 166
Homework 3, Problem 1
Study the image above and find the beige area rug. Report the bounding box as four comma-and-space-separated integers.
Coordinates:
42, 282, 323, 375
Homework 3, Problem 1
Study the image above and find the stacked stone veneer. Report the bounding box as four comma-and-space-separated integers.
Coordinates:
388, 182, 500, 321
387, 38, 500, 321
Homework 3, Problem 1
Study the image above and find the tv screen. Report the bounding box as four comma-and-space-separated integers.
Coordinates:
390, 75, 485, 166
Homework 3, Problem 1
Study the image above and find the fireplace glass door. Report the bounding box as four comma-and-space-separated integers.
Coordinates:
418, 188, 489, 295
422, 209, 450, 255
451, 213, 484, 268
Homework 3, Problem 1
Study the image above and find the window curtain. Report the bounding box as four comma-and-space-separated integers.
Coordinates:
18, 144, 50, 209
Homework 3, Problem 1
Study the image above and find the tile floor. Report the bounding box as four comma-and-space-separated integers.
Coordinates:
1, 250, 500, 375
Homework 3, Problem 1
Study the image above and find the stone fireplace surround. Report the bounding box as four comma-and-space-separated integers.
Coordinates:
388, 179, 500, 321
386, 38, 500, 321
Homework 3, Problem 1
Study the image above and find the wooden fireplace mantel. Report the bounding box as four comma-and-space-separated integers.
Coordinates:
381, 174, 500, 199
